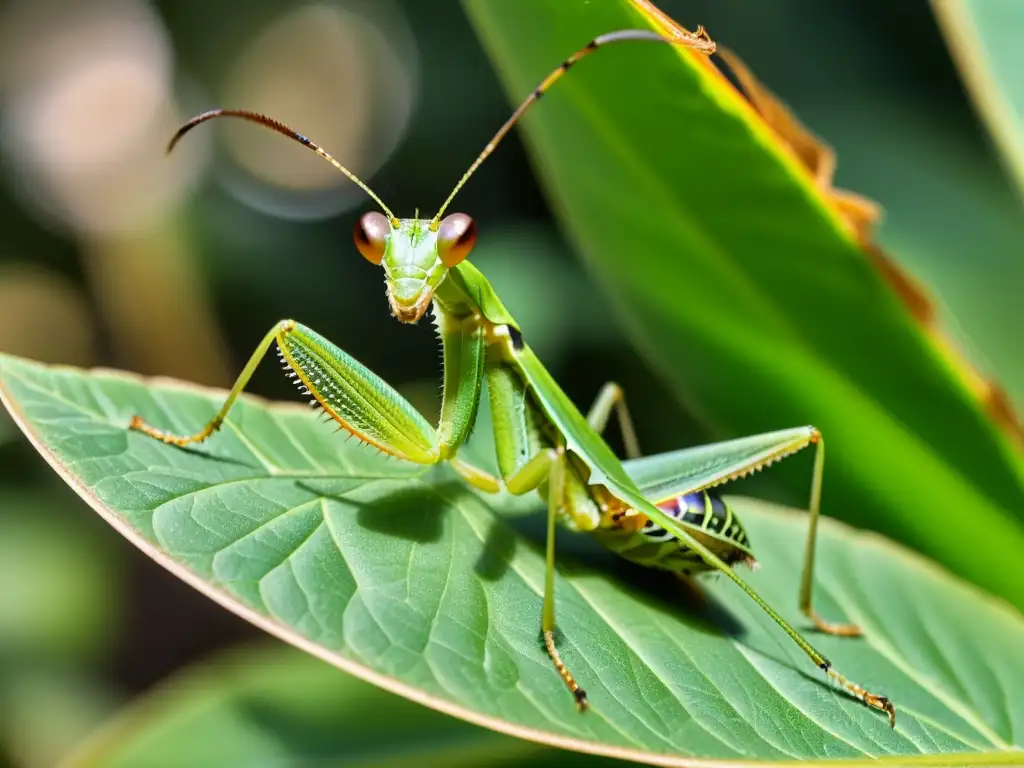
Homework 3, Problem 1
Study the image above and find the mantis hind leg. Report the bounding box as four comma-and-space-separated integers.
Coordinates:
636, 482, 895, 726
799, 432, 862, 636
487, 359, 590, 707
131, 320, 446, 466
586, 382, 641, 459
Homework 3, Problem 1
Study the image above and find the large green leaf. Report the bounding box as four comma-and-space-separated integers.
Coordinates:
66, 644, 614, 768
2, 354, 1023, 765
460, 0, 1024, 612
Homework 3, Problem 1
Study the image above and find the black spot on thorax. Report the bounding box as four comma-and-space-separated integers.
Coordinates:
507, 325, 524, 351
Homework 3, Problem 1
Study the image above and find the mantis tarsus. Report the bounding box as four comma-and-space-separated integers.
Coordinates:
131, 26, 896, 726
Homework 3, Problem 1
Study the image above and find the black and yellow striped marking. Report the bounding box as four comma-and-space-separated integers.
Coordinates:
652, 491, 751, 549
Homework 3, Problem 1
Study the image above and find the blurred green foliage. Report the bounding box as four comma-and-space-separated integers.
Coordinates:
68, 644, 622, 768
0, 488, 123, 767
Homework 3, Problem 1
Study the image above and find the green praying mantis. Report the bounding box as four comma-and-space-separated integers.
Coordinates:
131, 26, 896, 726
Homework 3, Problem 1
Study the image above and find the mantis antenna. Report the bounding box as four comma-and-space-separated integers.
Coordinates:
166, 25, 714, 230
429, 25, 715, 228
166, 109, 399, 225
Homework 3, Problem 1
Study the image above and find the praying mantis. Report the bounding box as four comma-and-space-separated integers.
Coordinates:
131, 27, 896, 726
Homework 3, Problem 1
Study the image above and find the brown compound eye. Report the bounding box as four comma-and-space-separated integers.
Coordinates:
354, 212, 390, 264
436, 213, 477, 267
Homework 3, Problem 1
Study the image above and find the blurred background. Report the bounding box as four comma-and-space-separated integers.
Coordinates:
0, 0, 1021, 765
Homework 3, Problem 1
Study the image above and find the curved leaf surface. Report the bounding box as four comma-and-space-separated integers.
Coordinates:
460, 0, 1024, 612
1, 355, 1022, 766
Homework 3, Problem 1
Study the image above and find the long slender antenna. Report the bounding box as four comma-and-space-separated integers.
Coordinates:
430, 26, 715, 227
168, 109, 398, 224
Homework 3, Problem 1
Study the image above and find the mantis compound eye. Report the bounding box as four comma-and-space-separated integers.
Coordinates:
436, 213, 477, 267
354, 212, 390, 264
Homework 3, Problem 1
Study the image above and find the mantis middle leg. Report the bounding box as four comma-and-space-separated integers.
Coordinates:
487, 356, 592, 709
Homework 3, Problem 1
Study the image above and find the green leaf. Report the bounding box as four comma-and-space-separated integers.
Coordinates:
2, 354, 1023, 765
934, 0, 1024, 203
67, 644, 612, 768
460, 0, 1024, 612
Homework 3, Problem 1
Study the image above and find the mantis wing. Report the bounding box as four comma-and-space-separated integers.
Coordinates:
624, 427, 818, 503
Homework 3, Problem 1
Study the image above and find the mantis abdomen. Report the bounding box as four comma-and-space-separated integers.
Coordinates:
592, 491, 756, 575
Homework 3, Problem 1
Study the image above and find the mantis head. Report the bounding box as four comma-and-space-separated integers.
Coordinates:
164, 29, 714, 324
354, 212, 477, 324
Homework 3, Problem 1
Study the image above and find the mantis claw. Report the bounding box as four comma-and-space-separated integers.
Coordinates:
573, 688, 589, 712
806, 607, 862, 637
877, 697, 897, 729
